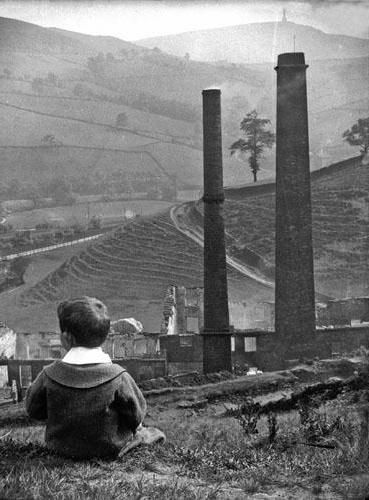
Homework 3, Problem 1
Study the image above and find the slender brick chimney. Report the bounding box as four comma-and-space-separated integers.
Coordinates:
274, 53, 316, 357
202, 89, 232, 373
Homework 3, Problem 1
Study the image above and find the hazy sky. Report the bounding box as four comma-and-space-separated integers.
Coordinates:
0, 1, 368, 40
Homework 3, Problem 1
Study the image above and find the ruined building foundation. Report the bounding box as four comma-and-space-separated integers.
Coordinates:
274, 53, 316, 357
201, 88, 232, 373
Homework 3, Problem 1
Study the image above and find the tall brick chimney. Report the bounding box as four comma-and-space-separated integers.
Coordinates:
202, 89, 232, 373
274, 53, 316, 357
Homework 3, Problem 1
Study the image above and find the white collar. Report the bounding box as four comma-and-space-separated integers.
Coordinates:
62, 346, 112, 365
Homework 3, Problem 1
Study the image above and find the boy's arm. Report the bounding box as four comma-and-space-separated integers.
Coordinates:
25, 371, 47, 420
111, 372, 147, 432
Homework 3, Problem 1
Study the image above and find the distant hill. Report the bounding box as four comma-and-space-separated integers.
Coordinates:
0, 16, 264, 189
137, 21, 369, 64
0, 17, 136, 57
0, 16, 367, 191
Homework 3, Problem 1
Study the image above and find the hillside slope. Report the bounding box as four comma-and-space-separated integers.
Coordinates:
0, 16, 136, 58
17, 211, 273, 332
0, 16, 265, 187
137, 21, 369, 63
223, 156, 369, 299
15, 156, 368, 333
0, 16, 367, 188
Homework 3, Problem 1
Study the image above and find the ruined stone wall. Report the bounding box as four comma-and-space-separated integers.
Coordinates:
16, 331, 62, 359
231, 332, 283, 372
159, 334, 203, 364
114, 358, 166, 381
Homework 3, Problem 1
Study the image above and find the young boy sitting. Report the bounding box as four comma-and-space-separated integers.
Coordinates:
26, 296, 164, 459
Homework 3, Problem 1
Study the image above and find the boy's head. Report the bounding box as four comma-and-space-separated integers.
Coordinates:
57, 297, 110, 348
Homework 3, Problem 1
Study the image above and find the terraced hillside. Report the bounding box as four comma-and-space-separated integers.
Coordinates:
13, 155, 369, 332
6, 154, 367, 333
223, 156, 369, 298
19, 211, 273, 332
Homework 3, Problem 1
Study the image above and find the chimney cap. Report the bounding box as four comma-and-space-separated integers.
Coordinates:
277, 52, 306, 66
202, 88, 221, 95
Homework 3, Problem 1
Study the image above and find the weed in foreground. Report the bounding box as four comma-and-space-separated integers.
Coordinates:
232, 397, 261, 437
3, 394, 369, 498
0, 442, 227, 500
331, 474, 369, 500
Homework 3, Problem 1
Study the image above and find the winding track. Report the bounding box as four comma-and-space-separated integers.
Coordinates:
170, 203, 274, 289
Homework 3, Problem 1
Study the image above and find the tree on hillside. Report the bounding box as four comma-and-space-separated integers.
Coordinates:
343, 117, 369, 158
31, 77, 44, 93
73, 83, 85, 97
115, 112, 128, 128
230, 110, 275, 183
47, 177, 75, 205
106, 52, 115, 63
41, 135, 62, 147
46, 72, 57, 85
88, 215, 102, 230
87, 53, 105, 75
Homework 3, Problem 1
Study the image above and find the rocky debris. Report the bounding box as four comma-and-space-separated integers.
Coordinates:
290, 357, 364, 382
177, 399, 208, 409
0, 325, 15, 359
143, 371, 298, 404
110, 318, 143, 336
327, 376, 343, 383
139, 370, 234, 391
222, 370, 369, 418
141, 357, 369, 408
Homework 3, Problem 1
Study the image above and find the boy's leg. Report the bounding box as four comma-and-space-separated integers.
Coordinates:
119, 425, 166, 456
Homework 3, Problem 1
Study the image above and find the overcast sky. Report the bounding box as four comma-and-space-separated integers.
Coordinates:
0, 1, 368, 40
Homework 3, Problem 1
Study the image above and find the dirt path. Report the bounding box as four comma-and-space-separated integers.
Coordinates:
170, 204, 274, 289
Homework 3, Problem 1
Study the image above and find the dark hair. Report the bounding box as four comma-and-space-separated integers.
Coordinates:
57, 297, 110, 348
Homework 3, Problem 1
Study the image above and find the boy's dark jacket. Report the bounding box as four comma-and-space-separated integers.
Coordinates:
26, 361, 147, 458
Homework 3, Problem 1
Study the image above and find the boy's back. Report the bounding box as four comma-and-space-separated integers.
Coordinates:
26, 360, 147, 459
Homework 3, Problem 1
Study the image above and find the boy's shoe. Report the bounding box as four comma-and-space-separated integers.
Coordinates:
119, 426, 166, 456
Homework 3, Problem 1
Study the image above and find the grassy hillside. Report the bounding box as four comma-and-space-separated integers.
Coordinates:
5, 156, 367, 332
0, 92, 194, 140
0, 16, 259, 188
0, 16, 135, 59
0, 16, 366, 190
14, 210, 273, 333
137, 21, 369, 63
0, 146, 162, 184
0, 103, 153, 148
6, 200, 173, 230
223, 156, 369, 299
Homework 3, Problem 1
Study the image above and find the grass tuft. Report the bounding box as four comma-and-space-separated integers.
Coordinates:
2, 388, 369, 498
